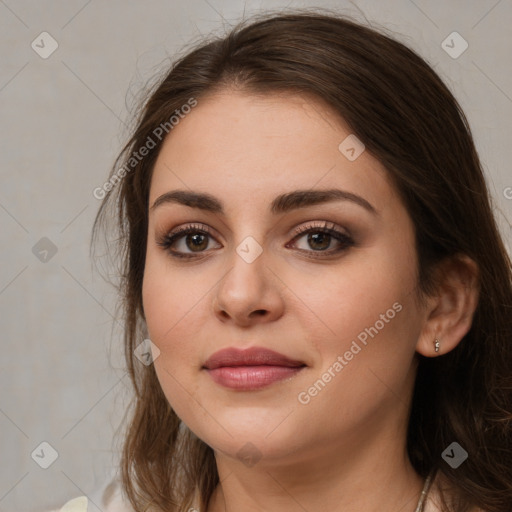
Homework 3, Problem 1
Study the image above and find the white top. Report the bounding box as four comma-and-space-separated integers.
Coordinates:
48, 478, 201, 512
48, 479, 134, 512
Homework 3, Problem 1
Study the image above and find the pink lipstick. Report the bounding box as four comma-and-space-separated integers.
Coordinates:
203, 347, 306, 390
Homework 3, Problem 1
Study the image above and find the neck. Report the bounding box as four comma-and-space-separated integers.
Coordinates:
206, 420, 425, 512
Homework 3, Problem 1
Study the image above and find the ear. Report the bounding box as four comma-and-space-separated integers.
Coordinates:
416, 253, 480, 357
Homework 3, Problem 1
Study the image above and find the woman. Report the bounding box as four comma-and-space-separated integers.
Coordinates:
57, 9, 512, 512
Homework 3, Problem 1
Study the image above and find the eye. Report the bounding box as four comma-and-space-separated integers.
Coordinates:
156, 220, 354, 260
286, 221, 354, 258
156, 223, 221, 259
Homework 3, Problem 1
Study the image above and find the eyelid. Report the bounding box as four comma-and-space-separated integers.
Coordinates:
158, 220, 347, 243
158, 222, 216, 241
290, 220, 349, 238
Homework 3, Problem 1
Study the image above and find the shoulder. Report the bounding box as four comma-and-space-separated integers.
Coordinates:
46, 496, 88, 512
48, 478, 134, 512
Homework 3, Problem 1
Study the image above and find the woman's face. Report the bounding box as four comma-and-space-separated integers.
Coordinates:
142, 90, 427, 466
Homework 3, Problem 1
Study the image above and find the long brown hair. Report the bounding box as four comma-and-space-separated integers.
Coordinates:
91, 9, 512, 512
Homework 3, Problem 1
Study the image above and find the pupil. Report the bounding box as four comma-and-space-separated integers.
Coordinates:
309, 232, 330, 250
187, 233, 207, 251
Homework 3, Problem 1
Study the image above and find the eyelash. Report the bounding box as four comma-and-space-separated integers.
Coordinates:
156, 221, 354, 260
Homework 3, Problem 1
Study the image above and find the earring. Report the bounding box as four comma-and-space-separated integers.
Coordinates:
434, 338, 440, 353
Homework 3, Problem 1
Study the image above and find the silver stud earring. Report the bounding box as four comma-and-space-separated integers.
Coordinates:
434, 338, 440, 353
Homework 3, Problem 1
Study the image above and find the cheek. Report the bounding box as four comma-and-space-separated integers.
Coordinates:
142, 268, 203, 424
142, 244, 208, 341
141, 253, 214, 410
298, 245, 417, 352
142, 267, 204, 360
295, 243, 420, 403
291, 293, 419, 444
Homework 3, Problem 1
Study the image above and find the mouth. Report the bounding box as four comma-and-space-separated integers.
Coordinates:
203, 347, 306, 390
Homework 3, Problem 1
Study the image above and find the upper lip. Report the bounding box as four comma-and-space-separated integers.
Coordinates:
203, 347, 305, 369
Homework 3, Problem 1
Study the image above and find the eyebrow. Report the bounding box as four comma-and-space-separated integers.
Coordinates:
150, 188, 378, 216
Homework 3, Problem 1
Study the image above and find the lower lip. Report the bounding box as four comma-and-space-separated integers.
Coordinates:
205, 365, 304, 390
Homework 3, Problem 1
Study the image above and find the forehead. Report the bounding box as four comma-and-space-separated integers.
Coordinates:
149, 90, 398, 215
155, 90, 350, 166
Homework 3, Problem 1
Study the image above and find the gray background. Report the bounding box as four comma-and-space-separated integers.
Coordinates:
1, 0, 511, 511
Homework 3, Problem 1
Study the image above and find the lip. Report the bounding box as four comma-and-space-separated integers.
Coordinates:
203, 347, 305, 369
203, 347, 306, 390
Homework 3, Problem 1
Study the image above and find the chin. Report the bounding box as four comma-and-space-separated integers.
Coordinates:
185, 411, 310, 464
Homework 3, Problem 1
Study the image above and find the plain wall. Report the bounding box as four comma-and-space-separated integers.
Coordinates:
1, 0, 511, 510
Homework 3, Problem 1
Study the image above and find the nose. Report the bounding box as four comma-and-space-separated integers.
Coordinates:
212, 246, 285, 327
